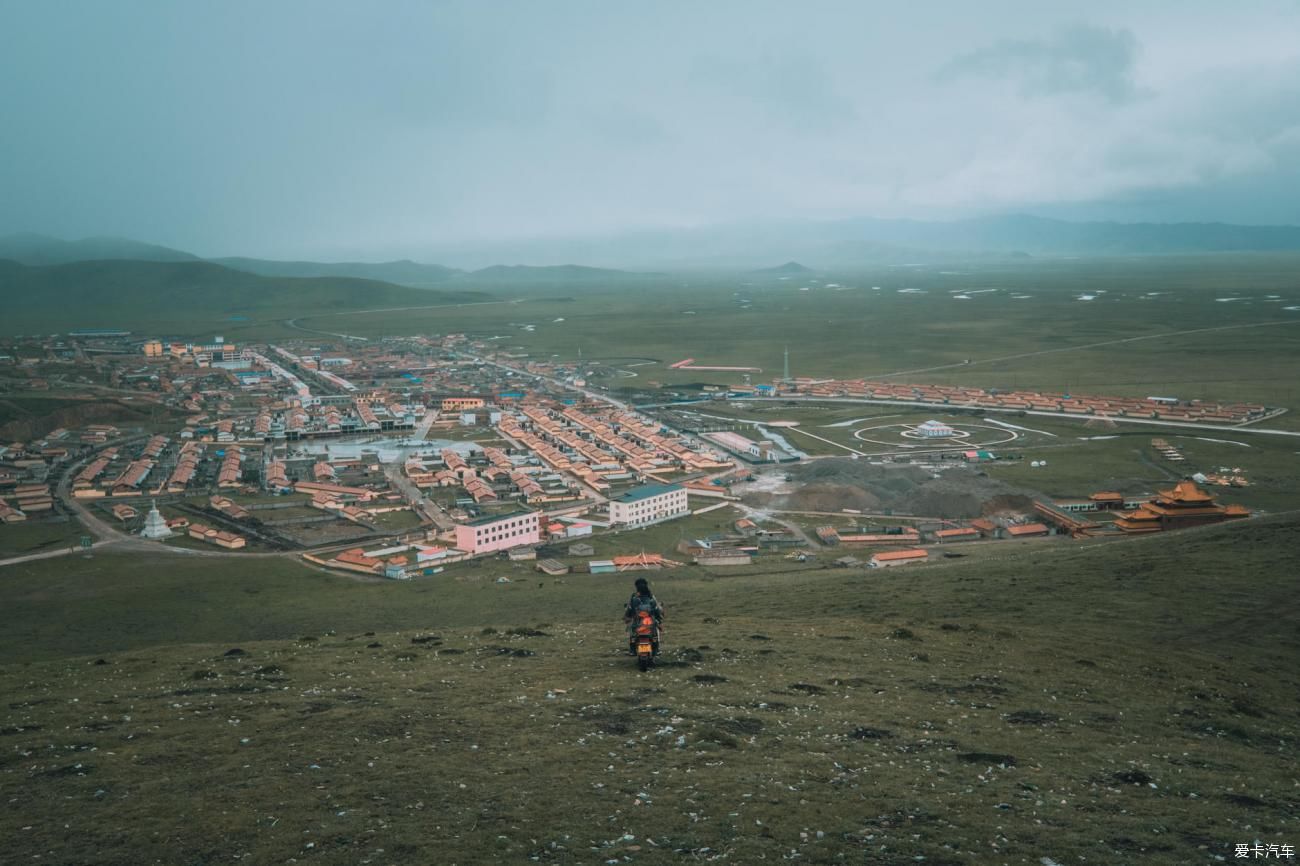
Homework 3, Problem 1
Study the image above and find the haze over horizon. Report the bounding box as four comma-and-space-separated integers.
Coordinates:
2, 0, 1299, 262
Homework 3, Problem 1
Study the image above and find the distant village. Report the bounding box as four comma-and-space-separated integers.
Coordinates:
0, 329, 1258, 576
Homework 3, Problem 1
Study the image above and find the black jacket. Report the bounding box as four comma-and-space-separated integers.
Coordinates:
624, 591, 664, 623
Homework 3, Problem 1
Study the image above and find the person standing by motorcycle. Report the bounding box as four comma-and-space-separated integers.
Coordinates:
624, 577, 665, 655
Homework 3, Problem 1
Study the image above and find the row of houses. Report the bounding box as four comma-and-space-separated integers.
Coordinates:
0, 483, 54, 522
788, 379, 1271, 424
816, 519, 1052, 546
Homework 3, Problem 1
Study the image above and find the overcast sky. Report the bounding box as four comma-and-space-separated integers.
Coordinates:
2, 0, 1298, 259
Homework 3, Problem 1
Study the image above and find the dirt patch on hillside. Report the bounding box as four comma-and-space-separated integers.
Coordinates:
0, 399, 176, 441
749, 459, 1040, 518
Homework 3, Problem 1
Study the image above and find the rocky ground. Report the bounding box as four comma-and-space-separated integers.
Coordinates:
746, 459, 1038, 518
3, 515, 1298, 865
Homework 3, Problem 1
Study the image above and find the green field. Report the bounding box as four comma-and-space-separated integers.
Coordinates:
285, 255, 1300, 412
0, 517, 86, 558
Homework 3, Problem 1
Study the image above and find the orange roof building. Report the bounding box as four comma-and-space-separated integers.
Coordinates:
334, 548, 383, 572
1005, 522, 1051, 538
1088, 491, 1125, 510
869, 548, 929, 567
1114, 481, 1249, 533
934, 527, 980, 542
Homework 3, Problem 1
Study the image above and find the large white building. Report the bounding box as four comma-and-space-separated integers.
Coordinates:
916, 419, 955, 438
609, 483, 689, 528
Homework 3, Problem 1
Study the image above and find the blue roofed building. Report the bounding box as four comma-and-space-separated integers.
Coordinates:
609, 483, 689, 528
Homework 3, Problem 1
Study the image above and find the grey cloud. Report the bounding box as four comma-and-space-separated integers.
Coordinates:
689, 50, 859, 130
1, 2, 1298, 259
941, 24, 1141, 103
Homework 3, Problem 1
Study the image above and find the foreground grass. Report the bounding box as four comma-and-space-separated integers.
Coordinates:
2, 618, 1295, 864
2, 516, 1297, 864
0, 518, 86, 559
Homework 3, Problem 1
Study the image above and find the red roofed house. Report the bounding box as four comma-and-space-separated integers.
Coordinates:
1005, 522, 1051, 538
934, 527, 980, 543
869, 548, 929, 568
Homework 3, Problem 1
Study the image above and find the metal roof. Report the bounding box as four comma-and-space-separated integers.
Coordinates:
612, 483, 683, 503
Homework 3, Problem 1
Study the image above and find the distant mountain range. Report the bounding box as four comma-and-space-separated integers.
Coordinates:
210, 257, 463, 288
5, 214, 1300, 280
466, 263, 655, 282
0, 233, 653, 287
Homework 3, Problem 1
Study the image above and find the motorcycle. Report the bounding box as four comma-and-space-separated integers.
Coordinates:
631, 608, 659, 672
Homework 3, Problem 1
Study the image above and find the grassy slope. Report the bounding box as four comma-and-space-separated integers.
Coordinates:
211, 257, 463, 288
0, 259, 489, 336
0, 518, 87, 558
1, 515, 1297, 864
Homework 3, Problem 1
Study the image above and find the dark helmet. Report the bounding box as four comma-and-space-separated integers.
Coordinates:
634, 577, 650, 594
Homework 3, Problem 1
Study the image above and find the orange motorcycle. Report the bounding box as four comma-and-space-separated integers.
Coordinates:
632, 608, 659, 671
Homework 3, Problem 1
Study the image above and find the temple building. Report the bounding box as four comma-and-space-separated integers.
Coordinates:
916, 419, 955, 438
1113, 481, 1249, 533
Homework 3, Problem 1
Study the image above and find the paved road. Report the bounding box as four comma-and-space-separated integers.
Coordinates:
0, 540, 115, 567
380, 460, 454, 531
736, 396, 1300, 438
734, 503, 818, 548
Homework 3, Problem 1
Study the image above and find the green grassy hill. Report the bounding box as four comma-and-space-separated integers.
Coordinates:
0, 259, 490, 334
212, 256, 464, 288
1, 515, 1295, 864
0, 232, 199, 265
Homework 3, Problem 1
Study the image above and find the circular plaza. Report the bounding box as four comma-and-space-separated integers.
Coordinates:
850, 419, 1020, 451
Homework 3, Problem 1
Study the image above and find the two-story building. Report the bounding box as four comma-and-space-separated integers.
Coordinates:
608, 483, 689, 528
455, 510, 541, 555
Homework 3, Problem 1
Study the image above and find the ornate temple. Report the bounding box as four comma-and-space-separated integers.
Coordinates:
1113, 481, 1249, 533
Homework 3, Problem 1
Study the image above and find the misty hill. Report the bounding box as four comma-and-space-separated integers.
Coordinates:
0, 232, 198, 265
461, 263, 651, 282
416, 215, 1300, 269
212, 256, 463, 288
752, 260, 815, 274
1, 513, 1295, 863
0, 259, 487, 332
827, 213, 1300, 256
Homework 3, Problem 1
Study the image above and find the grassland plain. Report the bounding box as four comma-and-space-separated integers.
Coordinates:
1, 515, 1297, 864
291, 255, 1300, 413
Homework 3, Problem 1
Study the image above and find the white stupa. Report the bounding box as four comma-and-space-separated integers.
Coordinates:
140, 499, 173, 540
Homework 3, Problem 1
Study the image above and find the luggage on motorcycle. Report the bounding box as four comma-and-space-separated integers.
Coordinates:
635, 610, 655, 636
